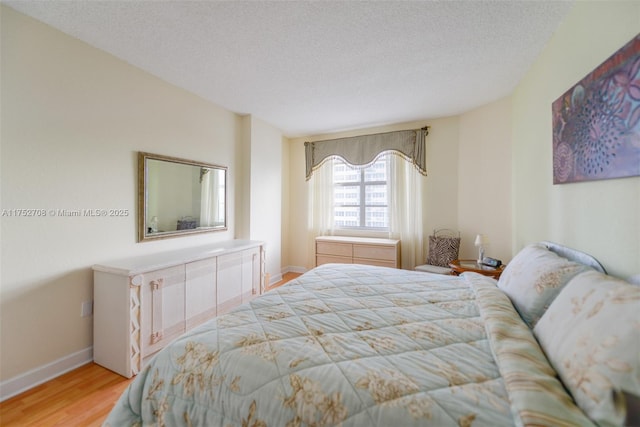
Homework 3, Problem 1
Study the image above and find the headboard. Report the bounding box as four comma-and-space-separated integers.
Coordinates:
541, 241, 607, 274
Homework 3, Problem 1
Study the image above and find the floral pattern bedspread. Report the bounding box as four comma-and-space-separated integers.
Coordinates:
105, 264, 589, 427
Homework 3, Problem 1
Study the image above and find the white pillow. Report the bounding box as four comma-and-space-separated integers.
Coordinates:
534, 270, 640, 426
497, 243, 589, 327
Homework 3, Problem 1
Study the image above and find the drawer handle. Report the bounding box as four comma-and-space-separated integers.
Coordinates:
150, 331, 163, 344
150, 279, 163, 290
150, 279, 164, 344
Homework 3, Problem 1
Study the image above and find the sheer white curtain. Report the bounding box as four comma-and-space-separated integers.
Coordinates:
389, 154, 425, 270
307, 154, 425, 270
200, 169, 213, 227
307, 158, 335, 266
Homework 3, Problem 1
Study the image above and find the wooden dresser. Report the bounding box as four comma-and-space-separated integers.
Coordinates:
93, 240, 264, 378
315, 236, 400, 268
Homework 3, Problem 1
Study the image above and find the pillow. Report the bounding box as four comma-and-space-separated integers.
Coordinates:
497, 243, 589, 328
533, 270, 640, 426
425, 235, 460, 267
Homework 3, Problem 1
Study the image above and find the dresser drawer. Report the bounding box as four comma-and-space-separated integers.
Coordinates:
353, 244, 396, 261
316, 241, 352, 257
354, 258, 397, 268
315, 236, 400, 268
140, 265, 186, 358
316, 254, 352, 266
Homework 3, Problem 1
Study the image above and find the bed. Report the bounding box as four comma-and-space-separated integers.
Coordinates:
104, 242, 639, 426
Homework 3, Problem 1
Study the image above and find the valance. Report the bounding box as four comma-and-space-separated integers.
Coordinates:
304, 127, 429, 180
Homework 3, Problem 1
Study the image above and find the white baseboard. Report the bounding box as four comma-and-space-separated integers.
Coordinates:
0, 347, 93, 402
269, 272, 283, 285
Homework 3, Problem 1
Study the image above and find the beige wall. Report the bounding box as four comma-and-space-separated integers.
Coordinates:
283, 102, 512, 270
512, 1, 640, 279
0, 6, 255, 384
284, 136, 309, 268
458, 96, 512, 262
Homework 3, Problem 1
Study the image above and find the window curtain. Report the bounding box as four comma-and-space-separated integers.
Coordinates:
214, 172, 225, 225
305, 127, 428, 180
306, 127, 428, 270
388, 154, 425, 270
200, 168, 213, 227
307, 158, 335, 266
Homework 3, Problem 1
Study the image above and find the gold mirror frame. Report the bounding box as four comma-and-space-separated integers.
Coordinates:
137, 152, 228, 242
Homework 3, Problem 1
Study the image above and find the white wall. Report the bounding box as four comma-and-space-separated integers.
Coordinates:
281, 135, 293, 272
245, 116, 283, 283
236, 117, 252, 240
0, 7, 247, 385
512, 1, 640, 279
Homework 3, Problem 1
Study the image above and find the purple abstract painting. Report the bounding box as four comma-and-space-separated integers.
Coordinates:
552, 34, 640, 184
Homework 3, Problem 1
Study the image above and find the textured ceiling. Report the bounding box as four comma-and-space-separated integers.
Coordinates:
4, 1, 573, 137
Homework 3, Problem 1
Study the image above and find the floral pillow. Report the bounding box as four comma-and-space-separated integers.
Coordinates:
497, 243, 589, 328
533, 270, 640, 426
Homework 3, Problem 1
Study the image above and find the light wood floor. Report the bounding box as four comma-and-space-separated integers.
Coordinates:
0, 272, 302, 426
0, 363, 133, 426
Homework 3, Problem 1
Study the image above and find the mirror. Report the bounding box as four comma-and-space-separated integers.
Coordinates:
138, 152, 227, 242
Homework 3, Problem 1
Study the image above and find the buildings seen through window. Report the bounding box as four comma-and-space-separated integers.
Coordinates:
333, 155, 389, 230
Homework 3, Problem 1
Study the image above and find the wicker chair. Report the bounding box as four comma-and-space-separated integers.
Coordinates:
415, 229, 461, 275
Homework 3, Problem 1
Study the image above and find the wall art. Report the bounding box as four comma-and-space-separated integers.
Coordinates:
552, 34, 640, 184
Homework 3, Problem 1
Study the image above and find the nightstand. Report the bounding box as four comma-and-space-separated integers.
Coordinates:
449, 259, 505, 280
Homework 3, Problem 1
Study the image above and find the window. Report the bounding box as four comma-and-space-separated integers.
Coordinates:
333, 154, 389, 229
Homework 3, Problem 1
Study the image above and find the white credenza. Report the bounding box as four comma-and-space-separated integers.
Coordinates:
93, 240, 264, 378
315, 236, 400, 268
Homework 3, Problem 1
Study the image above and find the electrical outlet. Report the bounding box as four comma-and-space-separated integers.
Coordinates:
81, 300, 93, 317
